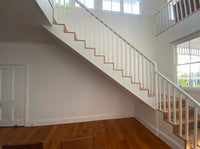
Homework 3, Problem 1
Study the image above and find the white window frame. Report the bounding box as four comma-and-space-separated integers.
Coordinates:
123, 0, 140, 15
102, 0, 121, 12
175, 37, 200, 88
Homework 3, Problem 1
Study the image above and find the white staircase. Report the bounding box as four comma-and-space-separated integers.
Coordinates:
43, 0, 200, 148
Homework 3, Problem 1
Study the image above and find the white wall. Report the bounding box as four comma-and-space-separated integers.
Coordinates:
0, 25, 134, 126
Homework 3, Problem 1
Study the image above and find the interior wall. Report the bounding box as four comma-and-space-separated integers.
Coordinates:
0, 25, 135, 126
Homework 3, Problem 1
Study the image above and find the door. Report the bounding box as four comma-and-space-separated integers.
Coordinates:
0, 65, 27, 126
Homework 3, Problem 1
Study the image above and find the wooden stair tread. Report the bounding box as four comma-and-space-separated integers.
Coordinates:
159, 106, 192, 113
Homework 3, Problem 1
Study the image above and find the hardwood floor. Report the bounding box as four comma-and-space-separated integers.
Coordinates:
0, 118, 171, 149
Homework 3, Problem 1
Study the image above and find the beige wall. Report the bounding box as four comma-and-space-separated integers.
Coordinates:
0, 25, 134, 126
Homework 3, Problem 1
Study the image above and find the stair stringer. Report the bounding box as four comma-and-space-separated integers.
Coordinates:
43, 24, 156, 109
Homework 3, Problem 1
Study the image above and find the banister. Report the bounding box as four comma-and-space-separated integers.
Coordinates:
156, 70, 200, 108
75, 0, 155, 65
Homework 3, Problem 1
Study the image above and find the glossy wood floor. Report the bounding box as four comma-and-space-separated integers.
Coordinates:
0, 118, 171, 149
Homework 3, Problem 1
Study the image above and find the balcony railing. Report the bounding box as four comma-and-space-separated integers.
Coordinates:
156, 0, 200, 34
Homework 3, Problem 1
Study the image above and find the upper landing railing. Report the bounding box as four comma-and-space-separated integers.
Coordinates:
155, 0, 200, 34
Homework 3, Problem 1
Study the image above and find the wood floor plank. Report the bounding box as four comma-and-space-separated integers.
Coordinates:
0, 118, 171, 149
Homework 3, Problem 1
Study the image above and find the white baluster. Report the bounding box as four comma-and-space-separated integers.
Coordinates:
163, 79, 166, 112
146, 60, 149, 89
183, 0, 188, 17
194, 105, 198, 149
116, 36, 119, 69
138, 53, 140, 83
129, 45, 131, 76
179, 0, 184, 19
173, 87, 176, 124
125, 43, 128, 76
185, 97, 189, 140
159, 77, 162, 110
107, 28, 110, 62
193, 0, 197, 11
142, 56, 144, 89
119, 38, 123, 69
155, 65, 158, 109
188, 0, 192, 14
168, 83, 171, 122
175, 0, 180, 22
151, 63, 154, 96
179, 92, 182, 136
131, 48, 134, 81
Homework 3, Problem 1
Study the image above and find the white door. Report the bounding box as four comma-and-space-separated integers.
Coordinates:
0, 65, 26, 127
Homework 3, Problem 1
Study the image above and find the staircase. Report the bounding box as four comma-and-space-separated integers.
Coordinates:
44, 0, 200, 148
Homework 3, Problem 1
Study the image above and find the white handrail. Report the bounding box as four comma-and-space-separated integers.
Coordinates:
156, 70, 200, 107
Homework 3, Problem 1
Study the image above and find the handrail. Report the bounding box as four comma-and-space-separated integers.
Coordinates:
156, 70, 200, 107
75, 0, 155, 65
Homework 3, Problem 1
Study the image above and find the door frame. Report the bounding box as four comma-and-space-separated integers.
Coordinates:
0, 64, 29, 127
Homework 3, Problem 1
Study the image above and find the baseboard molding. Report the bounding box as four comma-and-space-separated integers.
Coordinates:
25, 113, 134, 126
135, 114, 184, 149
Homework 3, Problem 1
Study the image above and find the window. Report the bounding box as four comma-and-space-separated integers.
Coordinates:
124, 0, 140, 14
75, 0, 94, 9
55, 0, 70, 6
103, 0, 120, 12
176, 37, 200, 87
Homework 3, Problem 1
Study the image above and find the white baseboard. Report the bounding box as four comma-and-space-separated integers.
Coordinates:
25, 113, 134, 126
135, 114, 184, 149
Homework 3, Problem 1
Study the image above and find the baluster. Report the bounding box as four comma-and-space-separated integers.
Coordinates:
172, 0, 176, 23
129, 45, 131, 77
102, 25, 105, 56
146, 59, 149, 89
193, 0, 197, 11
111, 31, 113, 63
179, 0, 184, 19
165, 5, 169, 28
142, 56, 144, 89
116, 35, 119, 69
188, 0, 192, 14
179, 92, 182, 136
120, 38, 123, 69
149, 63, 152, 95
162, 8, 165, 30
93, 19, 96, 50
58, 0, 61, 6
168, 83, 171, 122
155, 66, 158, 109
156, 14, 159, 33
151, 63, 154, 96
134, 50, 137, 82
185, 97, 189, 140
194, 105, 198, 149
173, 87, 176, 124
138, 53, 140, 83
183, 0, 188, 17
131, 48, 134, 81
163, 79, 166, 112
125, 43, 128, 76
107, 28, 110, 62
159, 77, 162, 110
175, 0, 180, 22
